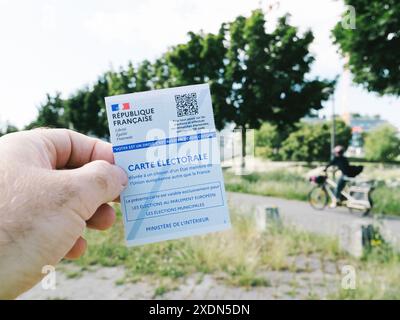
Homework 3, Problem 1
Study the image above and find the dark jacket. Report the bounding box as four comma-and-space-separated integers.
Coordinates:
325, 155, 351, 176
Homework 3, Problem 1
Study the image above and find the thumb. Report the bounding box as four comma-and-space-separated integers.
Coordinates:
67, 160, 128, 220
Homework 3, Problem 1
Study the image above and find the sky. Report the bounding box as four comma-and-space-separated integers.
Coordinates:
0, 0, 399, 129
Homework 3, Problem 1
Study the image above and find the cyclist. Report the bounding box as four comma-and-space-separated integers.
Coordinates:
324, 145, 350, 208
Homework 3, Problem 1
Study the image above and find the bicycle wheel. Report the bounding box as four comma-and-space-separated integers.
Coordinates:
308, 186, 328, 210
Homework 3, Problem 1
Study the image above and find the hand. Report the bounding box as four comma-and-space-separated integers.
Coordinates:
0, 129, 128, 299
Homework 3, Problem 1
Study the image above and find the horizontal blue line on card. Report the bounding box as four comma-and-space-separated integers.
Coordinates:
113, 132, 216, 153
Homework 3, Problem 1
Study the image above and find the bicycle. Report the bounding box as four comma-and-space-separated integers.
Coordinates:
308, 171, 375, 216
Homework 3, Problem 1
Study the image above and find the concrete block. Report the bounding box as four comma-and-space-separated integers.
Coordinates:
339, 221, 375, 258
255, 205, 281, 232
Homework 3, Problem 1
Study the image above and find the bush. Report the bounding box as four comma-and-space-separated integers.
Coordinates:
255, 123, 283, 160
364, 125, 400, 162
279, 120, 351, 162
0, 124, 18, 137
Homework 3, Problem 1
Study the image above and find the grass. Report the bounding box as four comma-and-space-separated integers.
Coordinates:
223, 169, 400, 216
333, 255, 400, 299
224, 170, 309, 201
67, 206, 342, 289
64, 205, 400, 299
65, 270, 83, 279
153, 285, 169, 298
371, 184, 400, 215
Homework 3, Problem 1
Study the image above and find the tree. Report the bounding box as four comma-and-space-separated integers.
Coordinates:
332, 0, 400, 96
280, 120, 352, 162
66, 76, 110, 138
106, 64, 134, 96
135, 60, 154, 92
255, 122, 285, 159
364, 124, 400, 162
225, 10, 334, 167
28, 9, 334, 146
25, 93, 68, 129
163, 27, 229, 129
160, 10, 335, 167
0, 123, 18, 137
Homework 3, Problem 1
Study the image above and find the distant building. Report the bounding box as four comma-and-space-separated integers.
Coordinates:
342, 113, 392, 157
301, 115, 327, 125
302, 113, 396, 158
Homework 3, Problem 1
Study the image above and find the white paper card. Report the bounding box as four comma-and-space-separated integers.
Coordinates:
105, 84, 231, 246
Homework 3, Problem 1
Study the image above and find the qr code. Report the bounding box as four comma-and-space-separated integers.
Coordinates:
175, 93, 199, 117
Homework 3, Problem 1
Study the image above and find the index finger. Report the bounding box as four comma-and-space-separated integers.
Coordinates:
37, 128, 115, 169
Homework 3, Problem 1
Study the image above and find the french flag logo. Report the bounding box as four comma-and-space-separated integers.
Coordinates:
111, 102, 130, 112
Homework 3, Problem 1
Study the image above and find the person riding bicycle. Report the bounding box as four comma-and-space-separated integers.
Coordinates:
324, 145, 351, 208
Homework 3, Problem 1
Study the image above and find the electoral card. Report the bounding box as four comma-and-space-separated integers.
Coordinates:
105, 84, 231, 246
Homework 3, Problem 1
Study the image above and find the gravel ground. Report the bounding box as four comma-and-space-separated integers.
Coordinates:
20, 191, 372, 300
19, 253, 344, 300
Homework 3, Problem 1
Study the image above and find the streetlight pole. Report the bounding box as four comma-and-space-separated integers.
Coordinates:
323, 86, 337, 161
330, 93, 336, 160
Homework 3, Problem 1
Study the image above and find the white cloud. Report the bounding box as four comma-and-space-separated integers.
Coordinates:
82, 0, 261, 61
41, 4, 57, 31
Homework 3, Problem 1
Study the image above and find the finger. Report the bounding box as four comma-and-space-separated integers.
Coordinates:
35, 128, 115, 169
86, 203, 116, 230
65, 237, 87, 260
68, 160, 128, 220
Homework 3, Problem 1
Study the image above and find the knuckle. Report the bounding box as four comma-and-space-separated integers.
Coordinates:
45, 171, 79, 209
92, 160, 112, 190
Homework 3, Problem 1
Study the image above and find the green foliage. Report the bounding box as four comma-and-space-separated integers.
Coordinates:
70, 206, 342, 289
25, 9, 333, 139
0, 123, 18, 137
255, 123, 284, 159
364, 125, 400, 162
67, 76, 110, 138
362, 225, 395, 264
163, 28, 229, 130
224, 170, 310, 201
225, 11, 334, 130
255, 119, 354, 162
332, 0, 400, 96
280, 120, 352, 162
372, 185, 400, 214
25, 93, 69, 130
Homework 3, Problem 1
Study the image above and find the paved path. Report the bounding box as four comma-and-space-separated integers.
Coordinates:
227, 192, 400, 245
